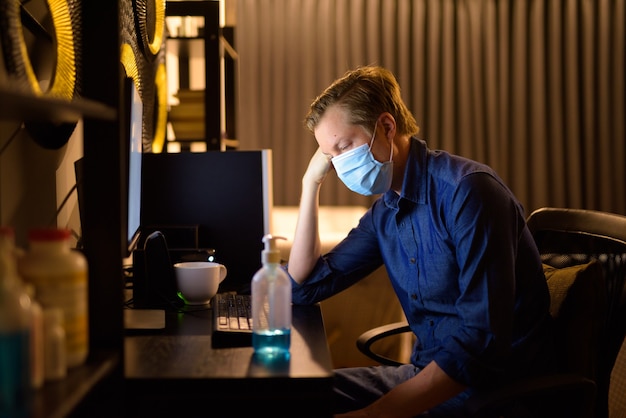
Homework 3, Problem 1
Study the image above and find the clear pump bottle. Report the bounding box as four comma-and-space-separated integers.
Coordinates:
251, 234, 291, 358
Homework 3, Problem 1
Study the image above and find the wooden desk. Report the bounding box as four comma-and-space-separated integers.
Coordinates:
124, 303, 334, 417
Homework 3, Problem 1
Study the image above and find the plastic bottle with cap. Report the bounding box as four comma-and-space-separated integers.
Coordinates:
23, 284, 44, 389
0, 227, 32, 418
251, 234, 291, 359
18, 228, 88, 368
42, 308, 67, 381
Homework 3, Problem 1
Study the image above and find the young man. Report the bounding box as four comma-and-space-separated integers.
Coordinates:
287, 66, 555, 417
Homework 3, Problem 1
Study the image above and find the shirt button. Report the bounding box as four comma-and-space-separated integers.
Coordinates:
410, 294, 417, 300
409, 258, 416, 264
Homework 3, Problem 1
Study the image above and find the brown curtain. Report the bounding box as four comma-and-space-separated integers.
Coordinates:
236, 0, 625, 216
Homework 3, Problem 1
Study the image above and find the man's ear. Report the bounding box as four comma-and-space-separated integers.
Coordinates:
379, 112, 397, 141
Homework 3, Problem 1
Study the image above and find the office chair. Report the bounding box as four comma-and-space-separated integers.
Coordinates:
526, 207, 626, 418
357, 207, 626, 418
609, 336, 626, 418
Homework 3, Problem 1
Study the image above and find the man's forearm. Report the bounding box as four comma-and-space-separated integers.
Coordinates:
364, 361, 466, 418
287, 181, 323, 283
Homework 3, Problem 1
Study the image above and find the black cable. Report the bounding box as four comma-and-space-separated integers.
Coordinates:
0, 123, 23, 156
49, 183, 78, 227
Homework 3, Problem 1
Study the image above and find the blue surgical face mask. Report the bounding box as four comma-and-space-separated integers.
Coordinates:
332, 122, 393, 196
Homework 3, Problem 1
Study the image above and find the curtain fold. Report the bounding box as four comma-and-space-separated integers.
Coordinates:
236, 0, 625, 215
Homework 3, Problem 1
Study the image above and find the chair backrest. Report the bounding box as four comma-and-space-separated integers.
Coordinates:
541, 260, 605, 379
527, 207, 626, 418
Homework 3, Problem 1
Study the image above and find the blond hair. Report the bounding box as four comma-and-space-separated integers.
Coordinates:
305, 66, 419, 137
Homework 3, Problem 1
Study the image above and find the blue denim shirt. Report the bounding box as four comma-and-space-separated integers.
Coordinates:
289, 138, 553, 387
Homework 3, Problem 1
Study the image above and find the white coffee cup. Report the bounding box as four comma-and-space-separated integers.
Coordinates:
173, 261, 227, 305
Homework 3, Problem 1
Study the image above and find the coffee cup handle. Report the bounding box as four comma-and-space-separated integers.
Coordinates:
219, 264, 227, 282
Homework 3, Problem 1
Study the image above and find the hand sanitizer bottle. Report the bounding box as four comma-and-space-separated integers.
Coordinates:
251, 234, 291, 359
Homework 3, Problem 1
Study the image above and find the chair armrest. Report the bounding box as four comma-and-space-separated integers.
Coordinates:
358, 322, 596, 417
465, 373, 596, 418
356, 321, 411, 366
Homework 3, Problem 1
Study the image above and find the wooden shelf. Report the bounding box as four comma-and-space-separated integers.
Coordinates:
29, 349, 120, 418
0, 86, 116, 123
166, 0, 222, 151
0, 2, 124, 418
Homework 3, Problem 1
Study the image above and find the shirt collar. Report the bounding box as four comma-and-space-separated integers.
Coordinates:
382, 137, 428, 209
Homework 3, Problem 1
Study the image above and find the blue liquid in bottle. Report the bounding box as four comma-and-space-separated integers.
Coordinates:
0, 331, 31, 418
252, 328, 291, 359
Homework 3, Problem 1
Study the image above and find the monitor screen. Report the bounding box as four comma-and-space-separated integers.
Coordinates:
125, 78, 143, 255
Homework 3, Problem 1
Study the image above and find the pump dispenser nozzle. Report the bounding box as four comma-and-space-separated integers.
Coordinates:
261, 234, 287, 264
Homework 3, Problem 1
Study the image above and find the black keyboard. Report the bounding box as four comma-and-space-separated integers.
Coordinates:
211, 292, 253, 348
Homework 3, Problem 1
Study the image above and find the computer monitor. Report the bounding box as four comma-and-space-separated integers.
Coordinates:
140, 150, 273, 293
123, 77, 143, 256
74, 77, 143, 259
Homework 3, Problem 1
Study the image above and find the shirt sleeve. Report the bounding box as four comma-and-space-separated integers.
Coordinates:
289, 208, 385, 305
